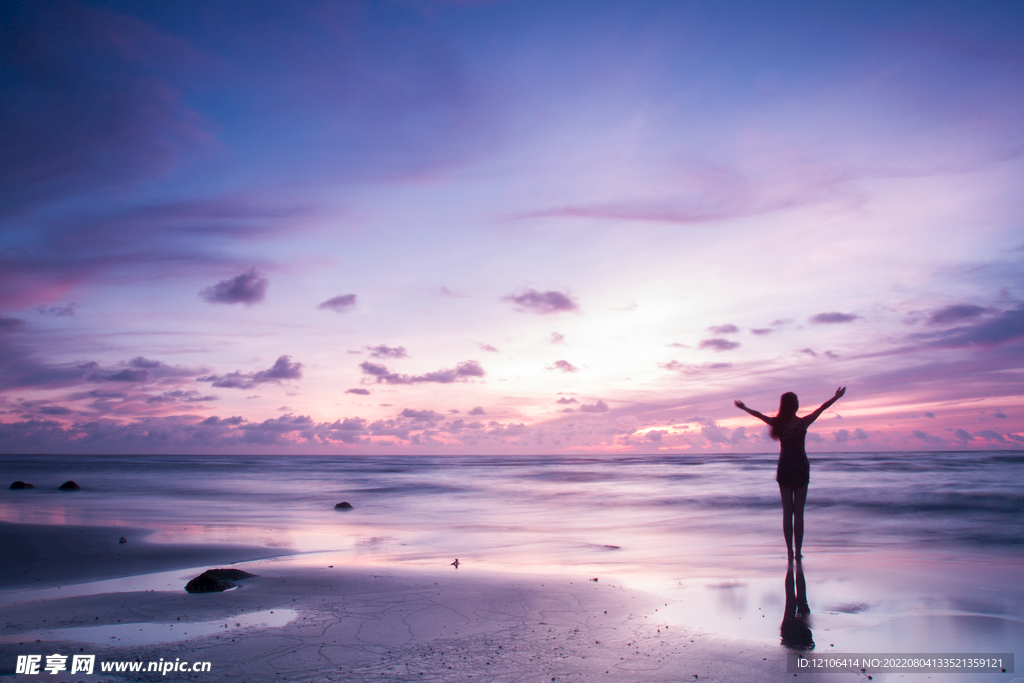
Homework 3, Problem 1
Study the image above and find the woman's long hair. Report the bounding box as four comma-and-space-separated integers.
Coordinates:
770, 392, 800, 440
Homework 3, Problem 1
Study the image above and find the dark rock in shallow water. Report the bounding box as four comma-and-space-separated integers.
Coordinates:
205, 568, 257, 581
185, 573, 233, 593
185, 568, 258, 593
9, 481, 34, 489
58, 480, 80, 490
334, 501, 353, 509
119, 537, 127, 544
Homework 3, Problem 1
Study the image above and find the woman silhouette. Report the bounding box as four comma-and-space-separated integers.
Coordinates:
734, 387, 845, 560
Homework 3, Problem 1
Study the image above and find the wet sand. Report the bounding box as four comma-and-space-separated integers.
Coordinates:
0, 522, 827, 683
0, 522, 282, 591
2, 563, 805, 682
1, 522, 1019, 682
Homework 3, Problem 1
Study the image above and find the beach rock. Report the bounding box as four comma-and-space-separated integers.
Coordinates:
58, 480, 81, 490
119, 537, 127, 544
205, 568, 258, 581
185, 568, 258, 593
9, 481, 34, 489
185, 573, 233, 593
334, 501, 353, 509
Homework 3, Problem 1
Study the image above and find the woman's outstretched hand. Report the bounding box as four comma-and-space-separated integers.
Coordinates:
736, 400, 771, 424
834, 387, 846, 399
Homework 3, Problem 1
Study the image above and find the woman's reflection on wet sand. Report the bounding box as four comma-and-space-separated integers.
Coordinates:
781, 560, 814, 650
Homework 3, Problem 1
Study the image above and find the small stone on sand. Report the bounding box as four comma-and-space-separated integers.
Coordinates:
185, 568, 258, 593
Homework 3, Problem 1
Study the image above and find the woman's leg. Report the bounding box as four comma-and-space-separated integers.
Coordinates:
793, 483, 808, 559
778, 483, 795, 559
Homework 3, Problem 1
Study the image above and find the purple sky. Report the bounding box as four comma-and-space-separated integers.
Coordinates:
2, 0, 1023, 454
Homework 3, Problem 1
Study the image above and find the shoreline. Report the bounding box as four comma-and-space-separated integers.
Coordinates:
0, 521, 286, 592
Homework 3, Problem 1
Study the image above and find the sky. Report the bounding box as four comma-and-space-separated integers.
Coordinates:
1, 0, 1023, 455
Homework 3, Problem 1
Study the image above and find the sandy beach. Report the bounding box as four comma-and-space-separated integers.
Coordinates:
0, 522, 854, 683
3, 523, 1020, 683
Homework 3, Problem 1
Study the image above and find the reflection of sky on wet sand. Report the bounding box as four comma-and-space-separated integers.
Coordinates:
651, 551, 1024, 662
0, 546, 1019, 662
0, 608, 297, 647
0, 565, 244, 605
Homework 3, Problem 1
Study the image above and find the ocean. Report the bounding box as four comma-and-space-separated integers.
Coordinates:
2, 451, 1021, 566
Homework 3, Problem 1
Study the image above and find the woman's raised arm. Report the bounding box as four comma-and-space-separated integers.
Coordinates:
735, 400, 773, 425
804, 387, 846, 425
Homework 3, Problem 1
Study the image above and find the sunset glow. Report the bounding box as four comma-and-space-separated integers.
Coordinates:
2, 0, 1022, 454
